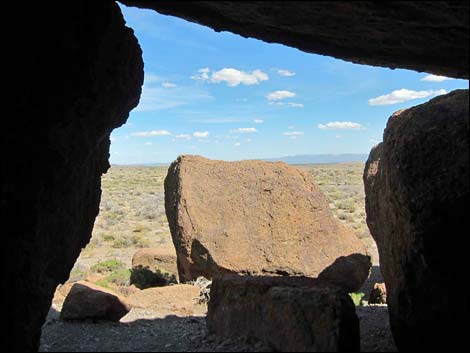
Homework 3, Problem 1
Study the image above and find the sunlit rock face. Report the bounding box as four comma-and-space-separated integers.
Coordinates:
165, 155, 371, 290
364, 90, 469, 350
4, 2, 143, 351
122, 1, 468, 79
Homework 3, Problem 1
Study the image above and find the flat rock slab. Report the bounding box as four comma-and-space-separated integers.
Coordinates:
127, 284, 205, 317
165, 155, 370, 291
207, 276, 360, 352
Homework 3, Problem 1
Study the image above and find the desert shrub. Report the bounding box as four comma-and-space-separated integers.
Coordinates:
68, 268, 88, 283
135, 194, 166, 220
338, 212, 354, 222
133, 224, 148, 233
91, 259, 125, 274
335, 200, 357, 213
350, 292, 365, 306
102, 234, 115, 242
112, 238, 131, 249
131, 235, 151, 248
130, 266, 177, 289
105, 217, 119, 227
96, 269, 131, 289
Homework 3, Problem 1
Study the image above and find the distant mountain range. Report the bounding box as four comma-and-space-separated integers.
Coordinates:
263, 154, 369, 165
115, 154, 369, 167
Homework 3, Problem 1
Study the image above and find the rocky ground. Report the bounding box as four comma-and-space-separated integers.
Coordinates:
40, 286, 396, 352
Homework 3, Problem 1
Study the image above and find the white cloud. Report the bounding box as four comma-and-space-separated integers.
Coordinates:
145, 142, 153, 146
254, 119, 264, 124
193, 131, 210, 138
283, 131, 304, 136
267, 90, 296, 101
211, 68, 269, 86
420, 74, 452, 82
132, 130, 172, 137
162, 82, 177, 88
277, 69, 296, 77
368, 88, 447, 106
234, 142, 241, 147
233, 128, 257, 133
318, 122, 363, 130
190, 67, 210, 81
175, 134, 192, 140
191, 67, 269, 87
269, 101, 304, 108
287, 102, 304, 108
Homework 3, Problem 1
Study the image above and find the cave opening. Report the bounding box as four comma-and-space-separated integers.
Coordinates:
35, 2, 468, 353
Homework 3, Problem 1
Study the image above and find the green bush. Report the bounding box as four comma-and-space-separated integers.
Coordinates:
131, 235, 151, 248
91, 259, 125, 274
349, 292, 365, 306
68, 268, 88, 283
112, 238, 131, 249
130, 266, 177, 289
98, 269, 131, 287
102, 234, 115, 242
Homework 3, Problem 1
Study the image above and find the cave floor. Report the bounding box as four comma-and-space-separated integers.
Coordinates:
39, 303, 396, 352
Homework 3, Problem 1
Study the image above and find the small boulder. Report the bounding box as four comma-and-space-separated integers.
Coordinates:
369, 283, 387, 305
130, 247, 178, 289
60, 281, 131, 322
207, 276, 360, 352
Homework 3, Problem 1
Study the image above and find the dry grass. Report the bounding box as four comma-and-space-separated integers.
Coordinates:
75, 166, 173, 277
298, 163, 377, 261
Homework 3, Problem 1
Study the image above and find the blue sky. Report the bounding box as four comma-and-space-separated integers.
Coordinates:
111, 4, 468, 165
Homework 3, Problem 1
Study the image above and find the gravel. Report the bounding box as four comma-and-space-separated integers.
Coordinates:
40, 303, 396, 352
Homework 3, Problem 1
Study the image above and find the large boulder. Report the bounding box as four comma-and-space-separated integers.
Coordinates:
131, 247, 179, 289
364, 89, 469, 350
165, 156, 370, 290
60, 282, 131, 322
207, 276, 360, 352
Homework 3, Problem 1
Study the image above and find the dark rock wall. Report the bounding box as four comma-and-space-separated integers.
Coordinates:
3, 2, 143, 351
364, 89, 469, 350
121, 1, 469, 79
